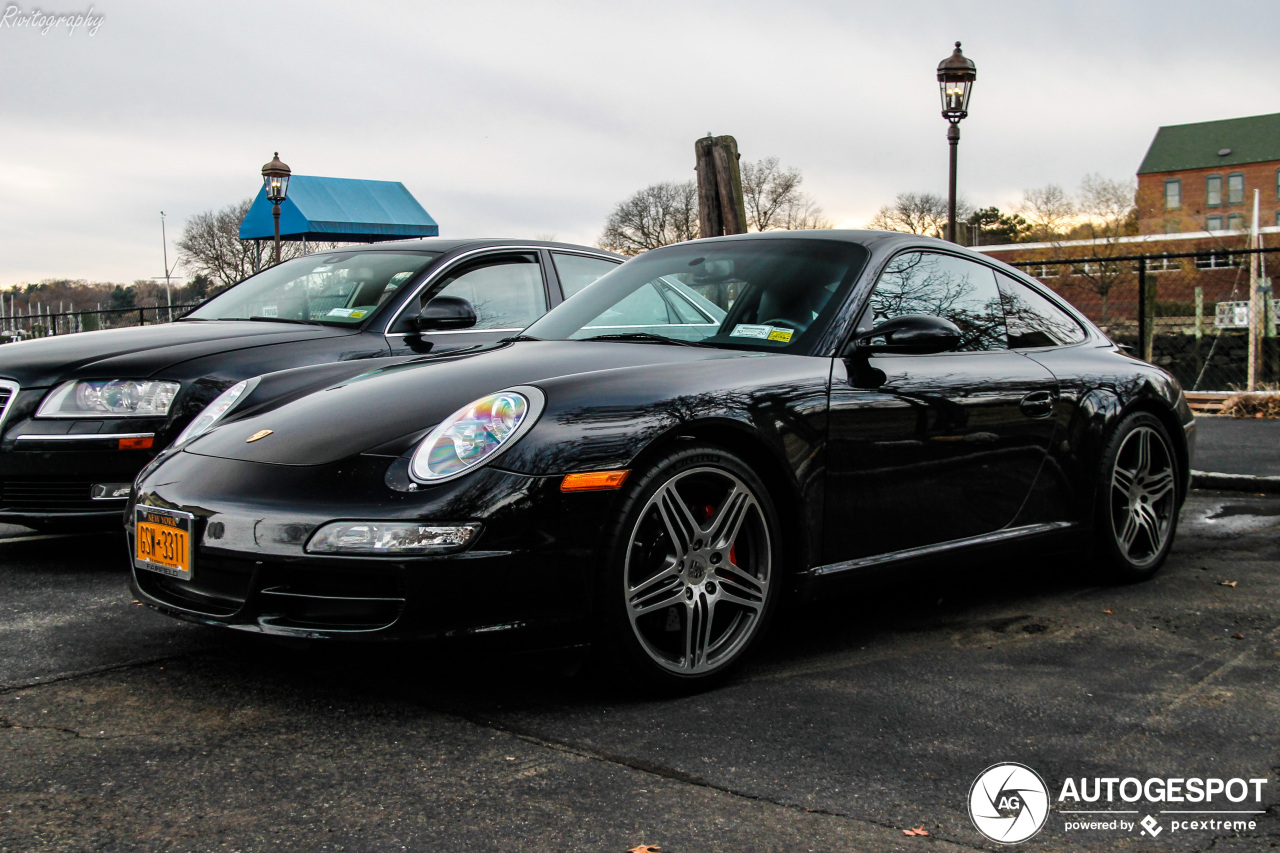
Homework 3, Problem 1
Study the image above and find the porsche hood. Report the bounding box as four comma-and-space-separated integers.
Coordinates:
182, 341, 743, 466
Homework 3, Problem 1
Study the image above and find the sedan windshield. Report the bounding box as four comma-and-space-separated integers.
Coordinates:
524, 239, 868, 353
185, 251, 440, 325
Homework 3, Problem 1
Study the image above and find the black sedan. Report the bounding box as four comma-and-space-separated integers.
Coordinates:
128, 231, 1194, 690
0, 239, 621, 529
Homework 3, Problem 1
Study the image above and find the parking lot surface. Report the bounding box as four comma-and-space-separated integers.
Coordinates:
2, 493, 1278, 852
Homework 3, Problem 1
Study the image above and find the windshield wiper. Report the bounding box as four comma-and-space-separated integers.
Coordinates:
216, 316, 320, 326
498, 334, 542, 343
581, 332, 711, 347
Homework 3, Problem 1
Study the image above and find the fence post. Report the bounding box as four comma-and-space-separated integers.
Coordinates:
139, 307, 146, 326
1136, 257, 1149, 361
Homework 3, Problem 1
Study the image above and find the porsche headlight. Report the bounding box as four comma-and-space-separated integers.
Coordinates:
409, 386, 544, 483
171, 379, 254, 447
37, 379, 181, 418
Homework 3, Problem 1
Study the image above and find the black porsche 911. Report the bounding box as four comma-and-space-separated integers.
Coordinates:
128, 231, 1194, 689
0, 239, 621, 530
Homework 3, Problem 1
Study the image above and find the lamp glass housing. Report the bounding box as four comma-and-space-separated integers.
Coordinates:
261, 153, 291, 203
939, 77, 972, 119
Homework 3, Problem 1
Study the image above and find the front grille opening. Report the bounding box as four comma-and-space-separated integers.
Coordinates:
255, 563, 406, 631
3, 479, 98, 512
134, 550, 256, 617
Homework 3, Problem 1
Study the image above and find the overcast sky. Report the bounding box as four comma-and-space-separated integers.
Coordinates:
1, 0, 1277, 285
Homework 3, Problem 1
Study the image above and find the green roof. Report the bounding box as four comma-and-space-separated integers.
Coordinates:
1137, 113, 1280, 174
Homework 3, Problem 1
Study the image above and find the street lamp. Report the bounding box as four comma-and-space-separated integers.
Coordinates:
261, 152, 291, 265
937, 41, 976, 243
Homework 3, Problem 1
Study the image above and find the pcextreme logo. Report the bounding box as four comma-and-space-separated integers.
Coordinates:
968, 764, 1270, 844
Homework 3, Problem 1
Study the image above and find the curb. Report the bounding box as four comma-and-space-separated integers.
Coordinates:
1190, 470, 1280, 494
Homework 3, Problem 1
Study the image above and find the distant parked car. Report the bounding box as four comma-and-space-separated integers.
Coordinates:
0, 239, 622, 530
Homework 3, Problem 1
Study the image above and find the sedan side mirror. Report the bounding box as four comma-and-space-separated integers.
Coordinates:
416, 295, 478, 331
854, 314, 961, 355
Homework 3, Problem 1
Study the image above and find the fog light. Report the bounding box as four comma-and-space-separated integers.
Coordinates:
91, 483, 132, 500
305, 521, 480, 555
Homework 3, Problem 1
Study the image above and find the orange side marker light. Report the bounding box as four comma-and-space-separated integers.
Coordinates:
119, 436, 154, 450
560, 470, 630, 492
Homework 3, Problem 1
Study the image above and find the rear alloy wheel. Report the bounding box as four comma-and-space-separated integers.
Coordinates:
1096, 413, 1180, 580
602, 446, 779, 690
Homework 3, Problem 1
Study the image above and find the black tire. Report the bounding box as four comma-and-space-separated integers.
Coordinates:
594, 443, 781, 692
1093, 411, 1181, 582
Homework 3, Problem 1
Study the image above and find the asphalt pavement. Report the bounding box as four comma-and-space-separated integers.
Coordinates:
2, 495, 1278, 852
1194, 415, 1280, 477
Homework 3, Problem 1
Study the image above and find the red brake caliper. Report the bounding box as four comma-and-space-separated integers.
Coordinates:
701, 504, 737, 566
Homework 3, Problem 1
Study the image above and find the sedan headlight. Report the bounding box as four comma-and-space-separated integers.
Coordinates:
306, 521, 480, 555
409, 386, 544, 483
171, 379, 254, 447
38, 379, 181, 418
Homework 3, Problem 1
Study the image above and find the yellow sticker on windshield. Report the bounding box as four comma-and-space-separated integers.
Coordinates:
768, 328, 793, 342
349, 310, 368, 319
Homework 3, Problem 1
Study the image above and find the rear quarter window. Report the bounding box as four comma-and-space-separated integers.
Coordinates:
997, 273, 1087, 348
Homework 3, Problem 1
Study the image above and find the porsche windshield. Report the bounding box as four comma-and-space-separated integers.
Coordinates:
185, 251, 440, 325
524, 239, 868, 352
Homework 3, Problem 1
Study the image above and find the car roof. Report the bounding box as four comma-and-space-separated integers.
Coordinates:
299, 237, 624, 259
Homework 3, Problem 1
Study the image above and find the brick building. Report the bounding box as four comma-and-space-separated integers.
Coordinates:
1136, 113, 1280, 235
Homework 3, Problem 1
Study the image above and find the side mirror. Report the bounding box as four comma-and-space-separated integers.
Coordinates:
853, 314, 961, 355
416, 295, 478, 331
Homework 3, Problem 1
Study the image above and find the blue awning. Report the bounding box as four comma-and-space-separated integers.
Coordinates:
238, 175, 438, 242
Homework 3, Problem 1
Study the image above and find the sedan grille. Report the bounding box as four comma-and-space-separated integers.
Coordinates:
2, 479, 100, 512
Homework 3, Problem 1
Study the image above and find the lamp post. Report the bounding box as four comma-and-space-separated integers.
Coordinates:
159, 211, 173, 322
937, 42, 976, 243
260, 152, 291, 265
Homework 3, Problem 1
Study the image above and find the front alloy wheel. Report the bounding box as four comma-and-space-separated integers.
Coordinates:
603, 446, 779, 689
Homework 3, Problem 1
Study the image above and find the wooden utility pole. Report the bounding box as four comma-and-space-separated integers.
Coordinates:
695, 135, 747, 238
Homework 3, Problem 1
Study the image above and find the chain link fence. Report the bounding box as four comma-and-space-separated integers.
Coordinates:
0, 304, 196, 342
1006, 248, 1279, 392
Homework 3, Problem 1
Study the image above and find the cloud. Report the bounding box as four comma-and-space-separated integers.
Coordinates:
1, 0, 1276, 284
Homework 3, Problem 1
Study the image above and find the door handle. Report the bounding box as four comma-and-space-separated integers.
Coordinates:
1019, 390, 1055, 418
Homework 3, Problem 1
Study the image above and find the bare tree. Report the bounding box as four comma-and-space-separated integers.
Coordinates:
1058, 174, 1139, 322
867, 192, 971, 238
178, 200, 258, 291
1018, 184, 1076, 242
598, 181, 700, 256
177, 199, 347, 292
740, 157, 831, 231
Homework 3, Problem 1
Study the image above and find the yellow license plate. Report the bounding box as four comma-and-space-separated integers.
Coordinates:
134, 507, 194, 580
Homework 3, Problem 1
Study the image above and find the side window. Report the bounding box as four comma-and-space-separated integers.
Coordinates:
866, 252, 1007, 352
996, 273, 1087, 348
570, 279, 726, 342
553, 252, 621, 298
402, 254, 547, 332
593, 282, 674, 326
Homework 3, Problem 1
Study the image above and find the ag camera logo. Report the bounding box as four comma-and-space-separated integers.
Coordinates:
969, 763, 1050, 844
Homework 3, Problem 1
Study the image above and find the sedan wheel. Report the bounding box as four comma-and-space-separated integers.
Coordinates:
601, 446, 779, 689
1096, 413, 1180, 580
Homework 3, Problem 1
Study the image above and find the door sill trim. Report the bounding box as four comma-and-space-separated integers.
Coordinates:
808, 521, 1077, 578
